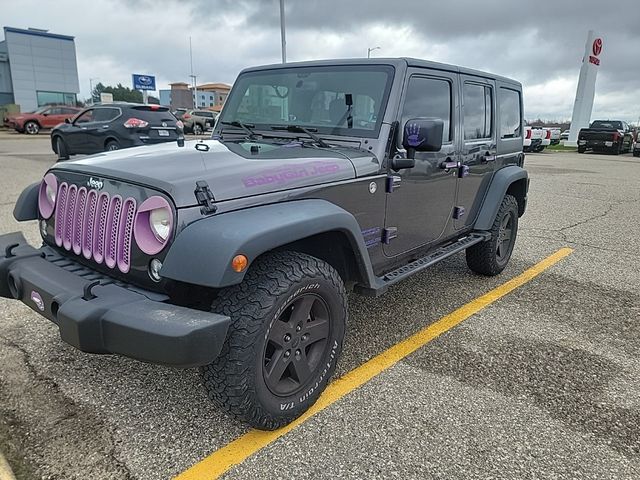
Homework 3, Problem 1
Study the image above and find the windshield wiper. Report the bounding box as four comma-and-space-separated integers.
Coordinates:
270, 125, 331, 148
220, 120, 256, 139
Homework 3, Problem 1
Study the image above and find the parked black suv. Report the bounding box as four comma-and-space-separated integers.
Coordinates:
1, 58, 527, 430
51, 103, 184, 160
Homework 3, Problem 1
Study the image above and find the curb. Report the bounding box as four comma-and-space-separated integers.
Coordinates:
0, 451, 16, 480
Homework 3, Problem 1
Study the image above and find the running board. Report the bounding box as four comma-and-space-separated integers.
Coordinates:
354, 232, 490, 296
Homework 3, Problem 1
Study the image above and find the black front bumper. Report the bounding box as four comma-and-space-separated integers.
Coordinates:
0, 232, 230, 368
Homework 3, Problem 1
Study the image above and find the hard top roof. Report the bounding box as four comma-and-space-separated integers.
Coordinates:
240, 57, 521, 87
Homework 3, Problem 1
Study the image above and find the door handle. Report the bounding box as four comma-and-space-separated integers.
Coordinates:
439, 159, 460, 170
482, 152, 497, 163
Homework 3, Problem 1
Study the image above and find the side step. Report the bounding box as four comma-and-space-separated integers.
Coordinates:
354, 232, 490, 296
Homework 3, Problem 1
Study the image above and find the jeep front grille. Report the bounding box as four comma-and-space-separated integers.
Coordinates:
54, 182, 137, 273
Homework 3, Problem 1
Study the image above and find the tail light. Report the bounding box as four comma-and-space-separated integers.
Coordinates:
176, 120, 184, 130
124, 118, 149, 128
545, 129, 551, 139
612, 132, 620, 141
525, 129, 532, 139
182, 113, 191, 119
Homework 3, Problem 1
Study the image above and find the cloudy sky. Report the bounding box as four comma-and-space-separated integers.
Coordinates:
3, 0, 639, 122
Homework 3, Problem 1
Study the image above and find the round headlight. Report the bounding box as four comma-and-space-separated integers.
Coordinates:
149, 208, 171, 241
134, 196, 174, 255
38, 173, 58, 219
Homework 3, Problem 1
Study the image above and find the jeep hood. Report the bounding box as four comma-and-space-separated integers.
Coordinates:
52, 139, 374, 208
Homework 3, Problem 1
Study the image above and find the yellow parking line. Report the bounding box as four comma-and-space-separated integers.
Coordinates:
175, 247, 573, 480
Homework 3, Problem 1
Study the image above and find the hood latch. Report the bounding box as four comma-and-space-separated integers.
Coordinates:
194, 180, 217, 215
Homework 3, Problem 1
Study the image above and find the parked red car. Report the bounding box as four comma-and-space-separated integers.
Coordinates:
3, 105, 82, 135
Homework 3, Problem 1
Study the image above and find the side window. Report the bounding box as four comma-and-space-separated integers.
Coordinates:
47, 108, 62, 115
463, 83, 493, 140
499, 88, 522, 139
93, 108, 120, 122
400, 76, 452, 144
74, 110, 94, 124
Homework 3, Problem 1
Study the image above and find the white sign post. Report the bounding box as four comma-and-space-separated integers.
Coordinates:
566, 31, 603, 146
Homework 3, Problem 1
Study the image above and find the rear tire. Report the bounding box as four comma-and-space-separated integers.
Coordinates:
578, 147, 586, 153
105, 139, 120, 151
54, 136, 69, 161
201, 251, 347, 430
193, 123, 203, 135
24, 121, 40, 135
466, 194, 519, 276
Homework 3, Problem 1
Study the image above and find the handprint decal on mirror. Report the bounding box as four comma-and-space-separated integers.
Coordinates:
405, 122, 426, 148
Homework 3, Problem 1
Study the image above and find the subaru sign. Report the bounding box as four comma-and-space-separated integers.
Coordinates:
132, 74, 156, 91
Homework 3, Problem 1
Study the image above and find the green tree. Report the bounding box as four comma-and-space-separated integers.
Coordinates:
91, 82, 143, 103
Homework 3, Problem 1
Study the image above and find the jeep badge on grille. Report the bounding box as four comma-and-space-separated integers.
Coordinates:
87, 177, 104, 190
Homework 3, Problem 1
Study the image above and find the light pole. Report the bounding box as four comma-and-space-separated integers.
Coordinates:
89, 77, 99, 104
279, 0, 287, 63
367, 46, 380, 58
189, 36, 198, 108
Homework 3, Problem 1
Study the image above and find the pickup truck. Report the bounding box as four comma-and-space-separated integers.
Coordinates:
524, 126, 544, 152
578, 120, 633, 155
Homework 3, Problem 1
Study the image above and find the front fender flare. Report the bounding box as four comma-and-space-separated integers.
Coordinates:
161, 199, 377, 289
13, 182, 39, 221
474, 166, 528, 231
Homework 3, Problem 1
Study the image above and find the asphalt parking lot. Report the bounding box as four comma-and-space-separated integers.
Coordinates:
0, 130, 639, 480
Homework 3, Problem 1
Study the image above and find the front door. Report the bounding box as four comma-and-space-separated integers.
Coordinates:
383, 70, 459, 257
455, 76, 497, 230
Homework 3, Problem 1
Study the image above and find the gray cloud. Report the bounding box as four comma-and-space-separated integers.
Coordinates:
3, 0, 639, 122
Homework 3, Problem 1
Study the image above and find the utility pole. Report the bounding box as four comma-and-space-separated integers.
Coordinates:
279, 0, 286, 63
367, 46, 381, 58
89, 77, 99, 104
189, 36, 198, 108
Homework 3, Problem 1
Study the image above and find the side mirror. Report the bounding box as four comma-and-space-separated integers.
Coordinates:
402, 118, 444, 159
64, 118, 71, 124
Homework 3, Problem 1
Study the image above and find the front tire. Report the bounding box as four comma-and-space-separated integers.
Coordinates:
24, 121, 40, 135
54, 136, 69, 161
466, 194, 519, 276
201, 251, 347, 430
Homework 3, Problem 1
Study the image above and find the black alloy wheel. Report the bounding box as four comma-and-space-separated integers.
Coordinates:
263, 293, 330, 396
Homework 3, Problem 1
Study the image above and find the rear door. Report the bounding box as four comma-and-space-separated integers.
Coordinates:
383, 69, 459, 257
455, 76, 497, 230
90, 107, 122, 150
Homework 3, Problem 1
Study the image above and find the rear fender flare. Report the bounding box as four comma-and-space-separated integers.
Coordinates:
161, 199, 377, 289
474, 166, 529, 231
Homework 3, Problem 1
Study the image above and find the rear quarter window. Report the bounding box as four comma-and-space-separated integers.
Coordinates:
499, 88, 522, 139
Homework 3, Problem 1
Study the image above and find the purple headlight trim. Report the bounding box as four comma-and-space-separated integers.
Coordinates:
134, 196, 173, 255
38, 173, 57, 219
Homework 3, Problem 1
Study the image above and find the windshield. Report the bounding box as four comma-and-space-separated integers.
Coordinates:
219, 65, 395, 138
591, 120, 622, 129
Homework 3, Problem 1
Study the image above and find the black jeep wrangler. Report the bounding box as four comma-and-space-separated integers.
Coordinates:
0, 58, 528, 430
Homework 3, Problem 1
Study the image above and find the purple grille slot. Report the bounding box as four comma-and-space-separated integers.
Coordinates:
54, 183, 68, 247
72, 187, 87, 255
117, 198, 137, 273
93, 192, 110, 264
82, 189, 98, 259
63, 185, 77, 251
104, 195, 123, 269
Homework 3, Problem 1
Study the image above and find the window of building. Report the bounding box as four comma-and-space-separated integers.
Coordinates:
400, 76, 452, 143
210, 102, 214, 107
36, 91, 78, 107
463, 83, 493, 140
499, 88, 522, 139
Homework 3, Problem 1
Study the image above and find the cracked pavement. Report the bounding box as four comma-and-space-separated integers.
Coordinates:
0, 132, 639, 480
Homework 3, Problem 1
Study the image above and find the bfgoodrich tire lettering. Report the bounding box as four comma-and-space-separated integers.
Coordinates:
201, 251, 347, 430
466, 194, 519, 276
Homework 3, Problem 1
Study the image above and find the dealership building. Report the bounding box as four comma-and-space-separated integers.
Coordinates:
0, 26, 80, 111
